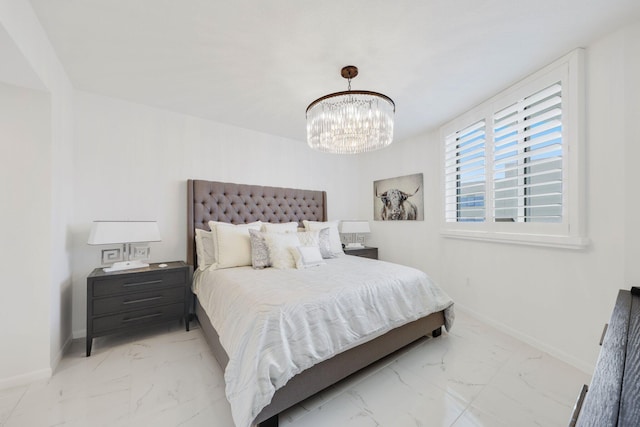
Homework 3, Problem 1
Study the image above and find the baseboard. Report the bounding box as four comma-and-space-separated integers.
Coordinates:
455, 304, 594, 375
51, 334, 73, 374
0, 368, 52, 391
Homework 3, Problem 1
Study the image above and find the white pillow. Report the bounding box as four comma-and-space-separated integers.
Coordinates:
208, 221, 262, 269
303, 220, 344, 256
195, 229, 215, 271
261, 222, 299, 233
290, 246, 326, 269
262, 232, 301, 269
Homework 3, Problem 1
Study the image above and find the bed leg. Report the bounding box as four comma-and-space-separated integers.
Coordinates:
258, 415, 278, 427
431, 326, 442, 338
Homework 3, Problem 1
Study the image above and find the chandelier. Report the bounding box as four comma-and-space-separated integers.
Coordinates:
306, 66, 395, 154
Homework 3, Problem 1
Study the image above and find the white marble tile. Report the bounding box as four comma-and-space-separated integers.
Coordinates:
468, 344, 591, 427
451, 405, 511, 427
0, 385, 27, 425
282, 392, 379, 427
345, 363, 468, 427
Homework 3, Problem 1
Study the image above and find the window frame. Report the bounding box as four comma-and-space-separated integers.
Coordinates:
440, 49, 588, 249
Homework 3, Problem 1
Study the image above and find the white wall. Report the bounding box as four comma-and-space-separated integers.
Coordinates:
358, 20, 640, 373
623, 22, 640, 295
0, 83, 51, 383
70, 92, 360, 337
0, 0, 74, 387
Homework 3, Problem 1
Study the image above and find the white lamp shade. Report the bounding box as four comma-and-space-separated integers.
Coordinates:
88, 221, 161, 245
339, 221, 371, 234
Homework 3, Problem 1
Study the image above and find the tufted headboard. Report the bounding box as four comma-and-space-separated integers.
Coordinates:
187, 179, 327, 266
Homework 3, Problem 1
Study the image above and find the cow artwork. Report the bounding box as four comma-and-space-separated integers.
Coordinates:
376, 186, 420, 220
373, 173, 424, 221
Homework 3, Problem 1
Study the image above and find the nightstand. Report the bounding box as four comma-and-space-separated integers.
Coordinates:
86, 261, 192, 356
344, 246, 378, 260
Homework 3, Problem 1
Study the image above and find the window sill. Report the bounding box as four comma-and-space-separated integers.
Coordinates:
441, 229, 590, 249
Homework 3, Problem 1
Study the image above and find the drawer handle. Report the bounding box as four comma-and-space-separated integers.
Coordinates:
599, 323, 608, 346
122, 312, 163, 323
123, 296, 163, 305
568, 384, 588, 427
123, 279, 162, 288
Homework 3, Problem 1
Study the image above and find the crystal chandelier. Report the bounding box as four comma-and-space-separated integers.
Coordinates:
306, 66, 395, 154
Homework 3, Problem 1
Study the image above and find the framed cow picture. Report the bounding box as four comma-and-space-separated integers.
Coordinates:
373, 173, 424, 221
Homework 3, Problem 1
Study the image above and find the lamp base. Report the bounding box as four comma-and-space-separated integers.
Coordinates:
103, 260, 150, 272
345, 243, 364, 249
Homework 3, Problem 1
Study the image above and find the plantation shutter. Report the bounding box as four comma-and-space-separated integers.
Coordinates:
444, 120, 486, 223
492, 83, 563, 223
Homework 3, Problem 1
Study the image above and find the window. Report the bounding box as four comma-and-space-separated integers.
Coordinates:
441, 49, 587, 248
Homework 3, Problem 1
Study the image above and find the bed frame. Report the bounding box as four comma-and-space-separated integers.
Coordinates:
187, 179, 445, 427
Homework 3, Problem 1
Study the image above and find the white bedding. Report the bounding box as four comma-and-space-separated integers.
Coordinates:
193, 255, 454, 427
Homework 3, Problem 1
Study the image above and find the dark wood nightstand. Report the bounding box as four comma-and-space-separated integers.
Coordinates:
344, 246, 378, 260
86, 261, 192, 356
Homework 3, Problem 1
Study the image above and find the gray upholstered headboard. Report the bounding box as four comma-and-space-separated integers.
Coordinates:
187, 179, 327, 266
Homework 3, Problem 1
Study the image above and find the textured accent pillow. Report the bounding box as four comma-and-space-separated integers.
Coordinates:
261, 222, 299, 233
208, 221, 262, 269
249, 229, 270, 269
303, 220, 344, 256
296, 229, 320, 247
297, 228, 334, 259
195, 229, 215, 271
262, 232, 301, 269
290, 246, 326, 269
316, 227, 334, 259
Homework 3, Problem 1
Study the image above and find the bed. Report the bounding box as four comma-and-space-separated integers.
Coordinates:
186, 179, 453, 427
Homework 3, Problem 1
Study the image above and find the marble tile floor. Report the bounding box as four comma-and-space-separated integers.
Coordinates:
0, 311, 590, 427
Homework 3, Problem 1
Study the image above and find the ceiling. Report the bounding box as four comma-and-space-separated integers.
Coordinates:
28, 0, 640, 143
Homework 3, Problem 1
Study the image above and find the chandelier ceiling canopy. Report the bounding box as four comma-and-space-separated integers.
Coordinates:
306, 66, 395, 154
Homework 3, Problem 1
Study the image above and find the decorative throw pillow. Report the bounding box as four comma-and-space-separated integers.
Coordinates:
249, 229, 270, 269
195, 228, 215, 271
290, 246, 326, 269
303, 220, 344, 256
262, 232, 301, 269
316, 227, 335, 259
296, 228, 334, 259
296, 229, 320, 247
261, 222, 299, 233
208, 221, 262, 269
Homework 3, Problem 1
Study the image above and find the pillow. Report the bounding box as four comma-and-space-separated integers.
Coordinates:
248, 229, 270, 269
296, 229, 320, 247
316, 228, 334, 258
208, 221, 262, 269
303, 220, 344, 256
195, 229, 215, 271
261, 222, 299, 233
290, 246, 326, 269
297, 228, 334, 259
262, 232, 301, 269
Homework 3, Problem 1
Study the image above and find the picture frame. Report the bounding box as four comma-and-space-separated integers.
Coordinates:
373, 173, 424, 221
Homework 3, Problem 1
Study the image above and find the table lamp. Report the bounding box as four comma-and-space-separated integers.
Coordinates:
88, 221, 161, 272
339, 220, 370, 249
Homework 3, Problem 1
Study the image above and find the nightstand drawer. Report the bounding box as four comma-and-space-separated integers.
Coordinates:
344, 247, 378, 260
92, 302, 185, 334
92, 287, 185, 316
92, 270, 186, 297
